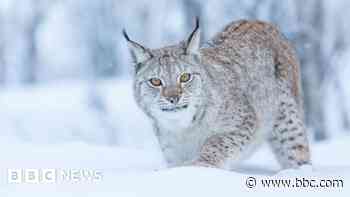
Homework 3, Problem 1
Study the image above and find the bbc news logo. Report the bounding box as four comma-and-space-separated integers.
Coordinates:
8, 168, 103, 184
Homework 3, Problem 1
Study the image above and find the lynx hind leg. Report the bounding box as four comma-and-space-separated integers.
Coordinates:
268, 96, 311, 169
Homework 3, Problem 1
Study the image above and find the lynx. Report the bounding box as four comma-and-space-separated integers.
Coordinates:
123, 18, 311, 170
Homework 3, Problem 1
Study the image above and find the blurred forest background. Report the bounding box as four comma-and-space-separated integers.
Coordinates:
0, 0, 349, 145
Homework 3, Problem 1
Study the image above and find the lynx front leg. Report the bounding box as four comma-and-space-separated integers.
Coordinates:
193, 97, 259, 169
268, 96, 311, 169
194, 131, 254, 168
194, 112, 257, 169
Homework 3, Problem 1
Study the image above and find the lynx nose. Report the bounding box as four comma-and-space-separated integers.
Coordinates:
162, 86, 182, 105
166, 95, 180, 104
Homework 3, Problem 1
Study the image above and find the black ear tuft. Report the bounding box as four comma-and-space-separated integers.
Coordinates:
122, 29, 131, 42
187, 17, 200, 45
195, 16, 200, 30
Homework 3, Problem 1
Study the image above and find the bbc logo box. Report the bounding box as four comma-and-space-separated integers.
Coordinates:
8, 169, 56, 184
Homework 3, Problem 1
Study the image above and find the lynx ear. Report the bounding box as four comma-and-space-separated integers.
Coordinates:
122, 29, 153, 64
185, 17, 201, 55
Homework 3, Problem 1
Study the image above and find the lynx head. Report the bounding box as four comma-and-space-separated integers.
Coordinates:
123, 18, 206, 127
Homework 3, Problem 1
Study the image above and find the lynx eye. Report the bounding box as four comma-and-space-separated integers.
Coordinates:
149, 78, 162, 87
179, 73, 192, 83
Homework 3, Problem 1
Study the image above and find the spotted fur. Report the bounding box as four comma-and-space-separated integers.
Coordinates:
124, 19, 311, 170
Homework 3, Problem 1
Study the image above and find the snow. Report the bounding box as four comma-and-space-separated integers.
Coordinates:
0, 79, 156, 147
0, 80, 349, 196
0, 135, 349, 196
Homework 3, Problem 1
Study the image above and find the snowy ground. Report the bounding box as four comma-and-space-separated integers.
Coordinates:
0, 79, 349, 196
0, 136, 349, 196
